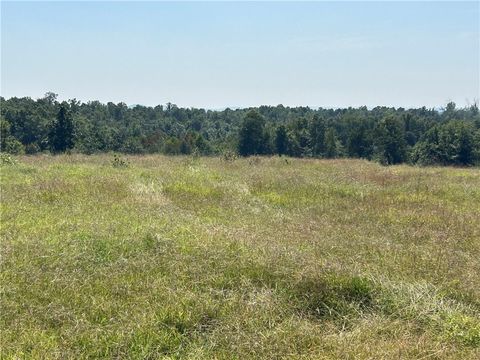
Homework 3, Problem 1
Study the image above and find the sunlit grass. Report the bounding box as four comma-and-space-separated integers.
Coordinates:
1, 154, 479, 359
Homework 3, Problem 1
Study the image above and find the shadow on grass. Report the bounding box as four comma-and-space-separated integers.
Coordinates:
291, 275, 374, 322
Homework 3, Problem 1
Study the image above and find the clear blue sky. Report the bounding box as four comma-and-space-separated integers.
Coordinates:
1, 1, 479, 108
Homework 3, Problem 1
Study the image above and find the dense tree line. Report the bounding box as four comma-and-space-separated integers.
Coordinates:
1, 93, 479, 165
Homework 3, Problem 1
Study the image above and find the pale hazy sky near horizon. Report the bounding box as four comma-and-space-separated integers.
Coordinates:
1, 1, 479, 109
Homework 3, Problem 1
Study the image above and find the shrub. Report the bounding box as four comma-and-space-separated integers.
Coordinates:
222, 150, 238, 162
0, 153, 17, 165
3, 137, 25, 155
111, 154, 130, 168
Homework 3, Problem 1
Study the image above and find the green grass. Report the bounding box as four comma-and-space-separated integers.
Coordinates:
1, 154, 479, 359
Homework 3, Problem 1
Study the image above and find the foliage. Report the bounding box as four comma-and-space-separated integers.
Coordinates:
274, 124, 288, 155
111, 154, 130, 168
373, 116, 407, 165
324, 127, 338, 158
0, 152, 17, 165
412, 121, 478, 166
238, 110, 270, 156
2, 136, 25, 155
49, 104, 75, 153
222, 150, 238, 162
1, 94, 479, 166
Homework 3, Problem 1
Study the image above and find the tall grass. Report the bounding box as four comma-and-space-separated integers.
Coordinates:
1, 155, 479, 359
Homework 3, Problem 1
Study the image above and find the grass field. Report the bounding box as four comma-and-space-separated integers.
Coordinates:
1, 154, 479, 359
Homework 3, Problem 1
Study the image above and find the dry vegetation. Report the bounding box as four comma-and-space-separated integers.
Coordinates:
1, 154, 479, 359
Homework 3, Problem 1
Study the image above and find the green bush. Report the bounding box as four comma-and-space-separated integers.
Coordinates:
3, 137, 25, 155
111, 154, 130, 168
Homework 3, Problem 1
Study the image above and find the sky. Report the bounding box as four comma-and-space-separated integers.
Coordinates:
1, 1, 479, 109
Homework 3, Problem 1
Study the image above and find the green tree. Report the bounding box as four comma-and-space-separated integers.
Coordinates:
49, 104, 75, 153
411, 121, 476, 166
3, 137, 25, 154
1, 117, 25, 154
310, 115, 326, 156
275, 125, 288, 155
346, 122, 372, 158
194, 133, 212, 155
455, 122, 474, 165
374, 117, 406, 165
288, 118, 310, 157
0, 117, 12, 152
410, 126, 441, 165
324, 127, 338, 158
163, 137, 182, 155
238, 110, 267, 156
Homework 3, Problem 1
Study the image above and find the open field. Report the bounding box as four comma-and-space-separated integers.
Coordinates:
1, 155, 479, 359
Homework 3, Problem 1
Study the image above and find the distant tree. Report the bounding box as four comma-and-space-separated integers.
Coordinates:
282, 130, 296, 157
324, 127, 338, 158
121, 137, 145, 154
454, 122, 474, 165
410, 126, 442, 165
1, 118, 25, 154
49, 104, 75, 153
373, 116, 407, 165
4, 137, 25, 154
180, 139, 192, 155
238, 110, 267, 156
310, 115, 326, 156
194, 134, 212, 155
473, 130, 480, 163
443, 101, 457, 121
0, 117, 12, 151
347, 124, 369, 158
43, 92, 58, 105
2, 94, 478, 165
411, 121, 477, 166
275, 125, 288, 155
288, 118, 310, 157
163, 137, 182, 155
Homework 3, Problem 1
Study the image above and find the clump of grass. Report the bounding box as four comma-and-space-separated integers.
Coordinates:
372, 279, 480, 347
248, 156, 262, 166
0, 152, 17, 165
111, 154, 130, 168
221, 150, 237, 162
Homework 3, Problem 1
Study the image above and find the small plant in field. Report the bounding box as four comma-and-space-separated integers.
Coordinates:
248, 156, 262, 166
441, 313, 480, 347
191, 148, 201, 159
222, 150, 238, 162
0, 153, 17, 165
111, 154, 129, 168
182, 152, 200, 167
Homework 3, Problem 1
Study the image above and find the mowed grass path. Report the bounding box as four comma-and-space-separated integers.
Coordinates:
1, 155, 479, 359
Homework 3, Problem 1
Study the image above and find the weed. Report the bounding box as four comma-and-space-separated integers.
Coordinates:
0, 153, 17, 165
222, 150, 237, 162
111, 154, 130, 168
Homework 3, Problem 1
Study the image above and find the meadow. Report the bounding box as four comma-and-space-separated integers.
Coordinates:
1, 154, 479, 359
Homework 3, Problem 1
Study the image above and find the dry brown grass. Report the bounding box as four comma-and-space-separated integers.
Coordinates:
1, 154, 479, 359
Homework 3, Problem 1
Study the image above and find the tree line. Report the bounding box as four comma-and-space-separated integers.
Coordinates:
1, 93, 479, 166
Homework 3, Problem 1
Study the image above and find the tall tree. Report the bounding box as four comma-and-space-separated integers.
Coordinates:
49, 104, 75, 153
310, 115, 326, 156
324, 127, 338, 158
275, 125, 288, 155
346, 122, 372, 158
238, 110, 267, 156
373, 116, 407, 165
